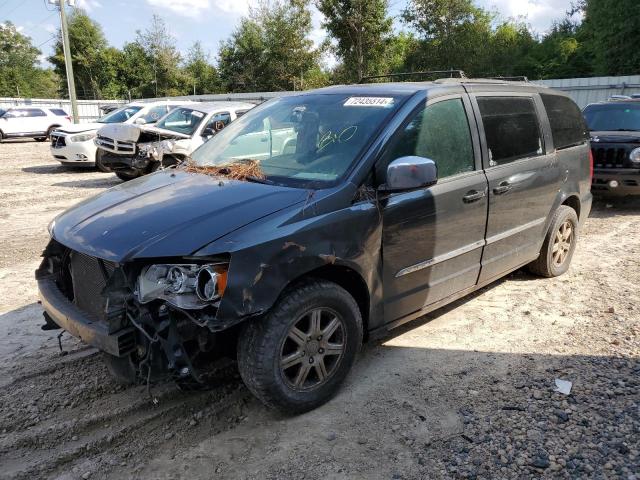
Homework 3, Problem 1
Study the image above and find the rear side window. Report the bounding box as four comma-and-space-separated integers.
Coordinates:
50, 109, 68, 116
477, 97, 543, 166
26, 109, 46, 117
383, 98, 475, 179
541, 94, 588, 149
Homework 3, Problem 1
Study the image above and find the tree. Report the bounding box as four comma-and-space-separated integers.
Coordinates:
402, 0, 493, 73
133, 15, 186, 97
49, 9, 112, 99
218, 0, 323, 92
579, 0, 640, 75
183, 42, 221, 95
316, 0, 392, 82
0, 22, 58, 98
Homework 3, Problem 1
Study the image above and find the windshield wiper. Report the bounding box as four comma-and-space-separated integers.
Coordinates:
245, 175, 275, 185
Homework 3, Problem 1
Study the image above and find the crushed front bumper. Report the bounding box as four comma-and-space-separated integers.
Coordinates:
98, 150, 150, 174
37, 275, 136, 357
592, 168, 640, 196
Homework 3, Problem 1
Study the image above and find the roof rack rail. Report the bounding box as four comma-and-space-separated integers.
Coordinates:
359, 70, 467, 84
487, 76, 529, 82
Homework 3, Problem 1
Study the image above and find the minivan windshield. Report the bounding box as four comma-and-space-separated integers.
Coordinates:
190, 93, 404, 188
155, 107, 206, 135
583, 103, 640, 132
98, 106, 143, 124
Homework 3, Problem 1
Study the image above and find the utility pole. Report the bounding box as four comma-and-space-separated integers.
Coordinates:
54, 0, 79, 123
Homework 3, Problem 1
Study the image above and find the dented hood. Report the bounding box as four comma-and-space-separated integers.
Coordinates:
50, 170, 308, 262
55, 122, 103, 134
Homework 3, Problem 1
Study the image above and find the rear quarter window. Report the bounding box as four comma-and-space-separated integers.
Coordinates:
50, 109, 68, 116
541, 94, 588, 150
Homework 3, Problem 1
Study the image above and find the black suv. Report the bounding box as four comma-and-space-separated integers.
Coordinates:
37, 79, 592, 413
584, 99, 640, 195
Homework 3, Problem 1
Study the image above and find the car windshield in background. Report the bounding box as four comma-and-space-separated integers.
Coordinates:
583, 103, 640, 131
0, 109, 5, 118
98, 106, 143, 124
155, 108, 206, 135
190, 93, 404, 188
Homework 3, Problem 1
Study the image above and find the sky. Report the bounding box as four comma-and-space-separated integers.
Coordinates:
1, 0, 578, 68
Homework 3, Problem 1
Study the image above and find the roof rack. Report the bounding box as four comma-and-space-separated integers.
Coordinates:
359, 70, 467, 84
487, 76, 529, 82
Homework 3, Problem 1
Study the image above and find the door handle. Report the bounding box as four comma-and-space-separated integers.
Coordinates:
463, 190, 486, 203
493, 182, 512, 195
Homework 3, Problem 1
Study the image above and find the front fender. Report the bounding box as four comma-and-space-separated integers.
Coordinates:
199, 195, 383, 332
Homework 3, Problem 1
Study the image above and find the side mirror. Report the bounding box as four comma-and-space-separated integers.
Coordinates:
134, 118, 147, 125
382, 156, 438, 192
202, 126, 214, 137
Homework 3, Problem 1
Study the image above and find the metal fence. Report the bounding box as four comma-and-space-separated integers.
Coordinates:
0, 98, 126, 123
535, 75, 640, 108
2, 74, 639, 122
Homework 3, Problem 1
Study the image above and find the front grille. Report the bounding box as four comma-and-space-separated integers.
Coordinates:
95, 135, 135, 154
69, 251, 117, 321
592, 146, 630, 168
51, 134, 66, 148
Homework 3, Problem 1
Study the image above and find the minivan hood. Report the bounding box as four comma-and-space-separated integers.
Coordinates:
590, 131, 640, 144
51, 170, 307, 262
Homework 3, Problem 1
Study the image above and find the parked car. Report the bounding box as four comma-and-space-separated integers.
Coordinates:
37, 79, 591, 413
94, 102, 255, 181
583, 98, 640, 195
50, 100, 190, 169
0, 107, 71, 142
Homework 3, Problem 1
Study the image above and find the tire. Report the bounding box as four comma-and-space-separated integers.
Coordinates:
95, 149, 112, 173
36, 126, 57, 142
237, 279, 363, 414
115, 170, 141, 181
103, 353, 139, 385
528, 205, 579, 278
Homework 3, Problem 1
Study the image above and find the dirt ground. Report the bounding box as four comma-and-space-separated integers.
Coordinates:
0, 140, 638, 480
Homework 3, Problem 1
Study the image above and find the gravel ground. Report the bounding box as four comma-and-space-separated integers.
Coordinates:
0, 139, 638, 480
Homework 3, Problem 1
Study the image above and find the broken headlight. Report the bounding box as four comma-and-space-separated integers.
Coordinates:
136, 263, 228, 309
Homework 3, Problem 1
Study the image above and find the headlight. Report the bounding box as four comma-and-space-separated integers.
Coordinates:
69, 132, 96, 143
630, 147, 640, 165
136, 263, 228, 309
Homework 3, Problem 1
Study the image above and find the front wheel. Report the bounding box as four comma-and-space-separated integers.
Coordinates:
237, 279, 363, 413
95, 149, 112, 173
115, 170, 141, 181
528, 205, 579, 277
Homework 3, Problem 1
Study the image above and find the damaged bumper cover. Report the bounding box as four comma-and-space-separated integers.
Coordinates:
37, 275, 136, 356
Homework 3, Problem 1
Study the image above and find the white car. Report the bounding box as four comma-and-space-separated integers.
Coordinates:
49, 100, 191, 168
95, 102, 255, 180
0, 107, 71, 142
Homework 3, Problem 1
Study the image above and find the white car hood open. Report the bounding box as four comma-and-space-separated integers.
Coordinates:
97, 123, 141, 142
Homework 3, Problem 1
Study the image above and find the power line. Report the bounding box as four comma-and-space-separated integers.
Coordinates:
3, 0, 26, 17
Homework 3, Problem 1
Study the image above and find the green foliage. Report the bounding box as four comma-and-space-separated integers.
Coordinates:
49, 9, 111, 99
580, 0, 640, 75
316, 0, 393, 82
3, 0, 640, 101
218, 0, 322, 92
0, 22, 58, 97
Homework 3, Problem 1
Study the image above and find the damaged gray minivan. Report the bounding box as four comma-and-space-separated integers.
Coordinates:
37, 78, 591, 412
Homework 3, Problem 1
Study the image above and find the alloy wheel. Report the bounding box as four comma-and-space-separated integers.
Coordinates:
280, 308, 346, 391
552, 219, 573, 266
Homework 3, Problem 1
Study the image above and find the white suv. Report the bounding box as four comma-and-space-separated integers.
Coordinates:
0, 107, 71, 142
49, 100, 191, 168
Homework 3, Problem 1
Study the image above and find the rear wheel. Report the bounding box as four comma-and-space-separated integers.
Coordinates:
36, 126, 56, 142
528, 205, 578, 277
237, 279, 363, 413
